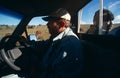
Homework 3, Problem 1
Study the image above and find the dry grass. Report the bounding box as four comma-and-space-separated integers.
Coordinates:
26, 26, 50, 40
0, 23, 120, 40
0, 26, 15, 39
0, 25, 51, 40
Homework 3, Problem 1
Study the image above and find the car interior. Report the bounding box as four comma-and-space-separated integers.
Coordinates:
0, 0, 120, 78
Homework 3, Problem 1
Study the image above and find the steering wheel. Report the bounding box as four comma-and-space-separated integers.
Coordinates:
0, 35, 27, 71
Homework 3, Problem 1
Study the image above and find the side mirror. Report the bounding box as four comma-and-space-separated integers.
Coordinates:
28, 34, 37, 41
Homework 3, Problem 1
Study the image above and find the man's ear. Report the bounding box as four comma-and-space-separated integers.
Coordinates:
59, 20, 65, 27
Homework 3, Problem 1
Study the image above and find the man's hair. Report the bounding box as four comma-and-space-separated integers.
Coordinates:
65, 20, 71, 27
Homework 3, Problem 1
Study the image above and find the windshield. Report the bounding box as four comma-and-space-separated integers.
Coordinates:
0, 7, 23, 40
26, 16, 50, 41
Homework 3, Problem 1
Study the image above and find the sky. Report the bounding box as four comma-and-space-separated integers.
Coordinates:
81, 0, 120, 24
0, 0, 120, 25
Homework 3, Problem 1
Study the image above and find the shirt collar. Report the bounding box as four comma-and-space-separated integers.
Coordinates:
53, 27, 71, 41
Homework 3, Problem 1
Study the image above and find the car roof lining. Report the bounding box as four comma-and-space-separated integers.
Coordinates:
0, 0, 91, 16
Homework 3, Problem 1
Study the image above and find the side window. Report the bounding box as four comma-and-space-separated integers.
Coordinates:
26, 16, 50, 41
79, 0, 120, 36
0, 7, 22, 40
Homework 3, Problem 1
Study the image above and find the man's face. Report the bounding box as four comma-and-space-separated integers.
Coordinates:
102, 21, 111, 30
47, 20, 60, 36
